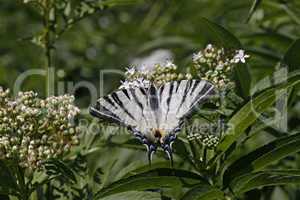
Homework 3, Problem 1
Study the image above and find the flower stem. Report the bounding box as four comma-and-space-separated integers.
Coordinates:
43, 0, 55, 97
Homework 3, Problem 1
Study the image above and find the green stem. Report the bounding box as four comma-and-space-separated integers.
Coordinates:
45, 31, 52, 96
15, 166, 30, 200
43, 1, 55, 97
203, 147, 208, 165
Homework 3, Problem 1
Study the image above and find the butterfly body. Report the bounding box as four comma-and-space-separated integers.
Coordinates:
90, 80, 215, 164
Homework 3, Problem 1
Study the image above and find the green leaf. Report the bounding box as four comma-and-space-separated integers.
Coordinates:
0, 195, 9, 200
44, 159, 77, 183
246, 47, 282, 62
198, 17, 251, 98
96, 168, 208, 198
283, 38, 300, 72
217, 72, 300, 154
97, 0, 144, 8
114, 161, 173, 181
137, 36, 197, 54
198, 18, 240, 48
99, 191, 161, 200
223, 132, 300, 186
244, 32, 293, 51
0, 161, 18, 196
246, 0, 263, 22
231, 170, 300, 195
181, 185, 225, 200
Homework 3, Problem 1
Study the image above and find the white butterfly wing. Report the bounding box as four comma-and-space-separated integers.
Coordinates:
90, 86, 158, 134
158, 80, 214, 131
90, 80, 214, 135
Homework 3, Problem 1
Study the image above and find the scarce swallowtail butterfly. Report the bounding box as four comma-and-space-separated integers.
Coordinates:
90, 79, 215, 165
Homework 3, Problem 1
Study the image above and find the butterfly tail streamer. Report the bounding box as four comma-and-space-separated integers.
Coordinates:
148, 149, 152, 166
163, 144, 174, 168
146, 144, 156, 166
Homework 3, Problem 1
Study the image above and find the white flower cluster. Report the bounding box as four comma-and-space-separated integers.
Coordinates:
0, 88, 80, 170
119, 61, 192, 89
193, 44, 250, 89
187, 133, 219, 149
119, 78, 151, 90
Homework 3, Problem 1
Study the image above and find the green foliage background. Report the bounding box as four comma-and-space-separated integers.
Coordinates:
0, 0, 300, 200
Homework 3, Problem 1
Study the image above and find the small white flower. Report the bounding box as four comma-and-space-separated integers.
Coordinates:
165, 60, 177, 69
186, 73, 193, 80
136, 78, 150, 88
192, 52, 203, 62
125, 67, 136, 76
206, 44, 213, 50
119, 80, 131, 89
216, 64, 224, 71
233, 50, 250, 63
119, 78, 151, 90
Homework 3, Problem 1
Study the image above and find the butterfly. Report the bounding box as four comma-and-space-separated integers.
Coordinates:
90, 79, 215, 165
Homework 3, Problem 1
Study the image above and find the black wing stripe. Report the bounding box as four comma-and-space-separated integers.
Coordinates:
159, 85, 164, 102
130, 88, 150, 126
130, 89, 144, 110
111, 92, 123, 106
190, 80, 200, 95
191, 82, 214, 106
175, 80, 181, 92
122, 89, 131, 100
177, 81, 192, 113
149, 85, 159, 111
103, 96, 118, 109
165, 82, 174, 119
99, 104, 121, 120
140, 88, 147, 96
90, 104, 122, 123
167, 82, 174, 106
111, 92, 136, 121
185, 83, 214, 117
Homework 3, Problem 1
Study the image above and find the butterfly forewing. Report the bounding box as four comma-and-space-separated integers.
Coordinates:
90, 87, 157, 133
